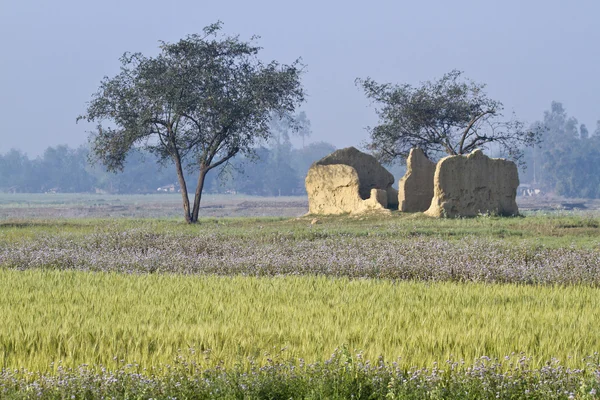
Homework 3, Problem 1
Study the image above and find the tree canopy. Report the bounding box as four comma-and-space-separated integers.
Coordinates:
522, 101, 600, 198
78, 22, 305, 222
356, 70, 541, 165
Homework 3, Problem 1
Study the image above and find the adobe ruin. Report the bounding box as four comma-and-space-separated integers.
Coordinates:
425, 150, 519, 217
305, 147, 519, 218
305, 147, 396, 215
398, 148, 436, 212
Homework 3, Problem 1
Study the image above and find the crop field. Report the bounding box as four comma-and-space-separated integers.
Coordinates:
2, 270, 600, 373
1, 205, 600, 398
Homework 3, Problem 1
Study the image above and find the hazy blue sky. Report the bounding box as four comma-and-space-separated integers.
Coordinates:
1, 0, 598, 156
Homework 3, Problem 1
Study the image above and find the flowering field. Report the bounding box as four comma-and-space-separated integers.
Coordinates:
1, 215, 599, 284
0, 215, 599, 398
2, 351, 599, 399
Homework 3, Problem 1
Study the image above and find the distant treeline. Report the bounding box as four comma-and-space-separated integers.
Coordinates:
2, 101, 599, 198
0, 140, 337, 196
520, 101, 600, 198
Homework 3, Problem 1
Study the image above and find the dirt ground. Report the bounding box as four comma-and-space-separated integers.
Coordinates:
0, 194, 309, 219
0, 193, 598, 220
516, 195, 600, 213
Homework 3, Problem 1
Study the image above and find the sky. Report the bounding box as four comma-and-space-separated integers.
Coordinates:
0, 0, 598, 156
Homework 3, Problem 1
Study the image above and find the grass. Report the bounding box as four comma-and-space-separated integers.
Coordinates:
1, 269, 599, 373
1, 212, 600, 245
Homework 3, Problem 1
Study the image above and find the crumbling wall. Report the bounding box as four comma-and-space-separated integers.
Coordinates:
305, 164, 388, 214
425, 149, 519, 218
315, 147, 398, 208
398, 148, 436, 212
305, 147, 395, 215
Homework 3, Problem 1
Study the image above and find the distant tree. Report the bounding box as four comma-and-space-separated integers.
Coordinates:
217, 140, 336, 196
565, 116, 579, 138
531, 101, 600, 198
0, 149, 38, 192
580, 124, 589, 140
356, 70, 541, 165
294, 111, 312, 148
265, 111, 312, 194
290, 141, 336, 186
39, 145, 95, 192
78, 22, 304, 222
268, 125, 296, 196
223, 146, 274, 195
268, 111, 312, 148
91, 150, 170, 193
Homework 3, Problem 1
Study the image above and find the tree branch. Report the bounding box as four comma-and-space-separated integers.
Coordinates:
206, 148, 238, 171
459, 110, 495, 154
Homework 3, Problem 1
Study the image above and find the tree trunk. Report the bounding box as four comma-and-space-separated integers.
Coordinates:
173, 154, 192, 223
191, 166, 209, 223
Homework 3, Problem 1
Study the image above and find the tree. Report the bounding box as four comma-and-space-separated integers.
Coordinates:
267, 122, 295, 196
88, 149, 180, 194
594, 120, 600, 137
265, 111, 312, 194
580, 124, 589, 140
78, 22, 304, 222
0, 149, 40, 192
529, 101, 600, 198
38, 145, 95, 192
293, 111, 312, 148
356, 70, 541, 165
268, 111, 311, 149
290, 141, 336, 190
519, 101, 600, 197
214, 138, 337, 196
